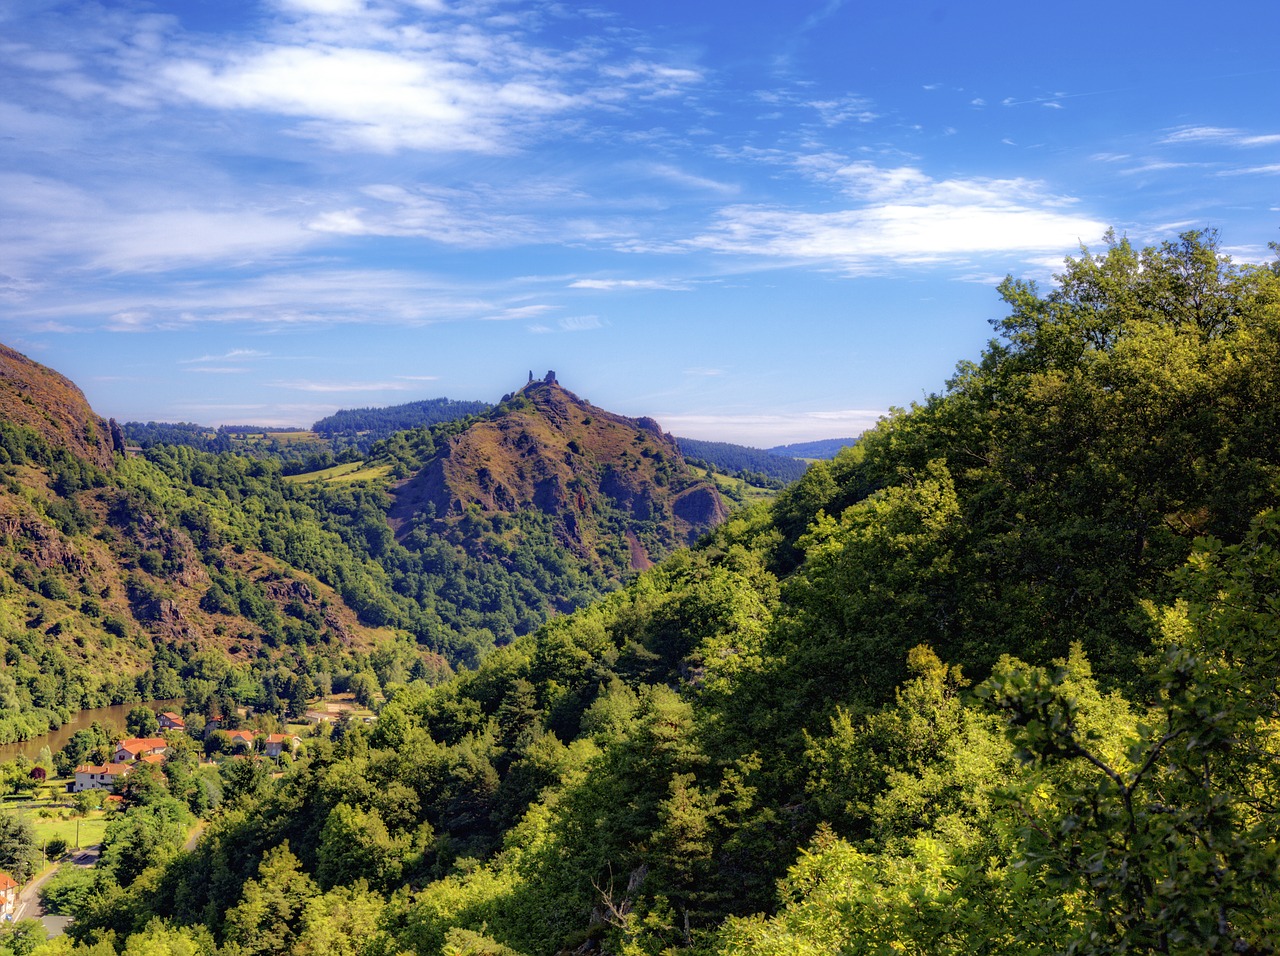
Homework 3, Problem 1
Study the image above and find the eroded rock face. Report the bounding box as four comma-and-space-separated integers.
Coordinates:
673, 486, 729, 537
0, 343, 115, 471
389, 376, 727, 570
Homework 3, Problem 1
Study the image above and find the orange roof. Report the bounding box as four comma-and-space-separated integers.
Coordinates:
75, 763, 131, 775
0, 872, 18, 891
117, 737, 167, 754
265, 734, 299, 743
140, 753, 166, 764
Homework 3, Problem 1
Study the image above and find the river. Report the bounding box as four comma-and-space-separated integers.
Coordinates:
0, 699, 184, 764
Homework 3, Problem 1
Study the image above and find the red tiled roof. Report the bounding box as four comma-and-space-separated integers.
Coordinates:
140, 753, 166, 764
117, 737, 167, 754
265, 734, 299, 743
74, 763, 131, 775
0, 873, 18, 891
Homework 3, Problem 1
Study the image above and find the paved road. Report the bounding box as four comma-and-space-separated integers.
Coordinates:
14, 846, 99, 937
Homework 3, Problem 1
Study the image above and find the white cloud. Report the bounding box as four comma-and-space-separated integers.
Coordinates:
569, 278, 690, 291
182, 349, 270, 364
657, 408, 885, 445
641, 163, 739, 196
1218, 164, 1280, 176
277, 0, 368, 15
12, 268, 538, 332
161, 44, 577, 154
310, 183, 539, 246
808, 95, 877, 126
558, 315, 602, 332
1161, 125, 1280, 147
0, 174, 318, 276
682, 167, 1105, 271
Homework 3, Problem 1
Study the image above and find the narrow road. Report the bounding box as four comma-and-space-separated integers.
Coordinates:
14, 846, 99, 936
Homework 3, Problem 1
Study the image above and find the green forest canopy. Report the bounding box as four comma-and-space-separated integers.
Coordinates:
10, 230, 1280, 956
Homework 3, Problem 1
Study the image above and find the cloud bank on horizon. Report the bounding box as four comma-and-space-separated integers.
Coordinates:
0, 0, 1276, 445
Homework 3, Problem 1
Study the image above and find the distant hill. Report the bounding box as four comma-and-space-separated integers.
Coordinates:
768, 436, 859, 459
390, 373, 726, 576
676, 437, 809, 484
312, 397, 491, 452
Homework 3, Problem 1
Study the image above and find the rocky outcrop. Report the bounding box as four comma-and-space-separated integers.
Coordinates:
390, 374, 726, 571
0, 343, 115, 470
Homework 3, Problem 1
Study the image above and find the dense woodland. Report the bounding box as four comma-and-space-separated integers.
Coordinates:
674, 440, 808, 487
765, 437, 857, 459
311, 399, 494, 456
4, 230, 1280, 955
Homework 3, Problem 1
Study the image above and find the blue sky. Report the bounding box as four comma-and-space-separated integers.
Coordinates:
1, 0, 1277, 445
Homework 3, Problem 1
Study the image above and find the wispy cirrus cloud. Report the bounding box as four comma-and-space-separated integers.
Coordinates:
270, 379, 421, 393
181, 349, 270, 365
527, 314, 603, 334
10, 268, 540, 332
0, 174, 318, 277
1161, 125, 1280, 147
569, 278, 691, 291
1218, 164, 1280, 176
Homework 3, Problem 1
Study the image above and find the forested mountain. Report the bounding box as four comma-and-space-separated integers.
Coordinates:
312, 397, 492, 453
675, 437, 809, 485
767, 436, 857, 459
28, 231, 1280, 955
0, 363, 417, 746
0, 358, 724, 752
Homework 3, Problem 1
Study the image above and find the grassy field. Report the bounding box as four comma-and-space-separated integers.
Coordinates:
283, 462, 393, 484
1, 797, 112, 850
689, 464, 779, 506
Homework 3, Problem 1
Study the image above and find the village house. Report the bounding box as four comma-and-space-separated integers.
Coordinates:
0, 872, 18, 919
224, 729, 256, 751
157, 712, 185, 731
263, 733, 300, 758
73, 762, 131, 792
114, 737, 167, 763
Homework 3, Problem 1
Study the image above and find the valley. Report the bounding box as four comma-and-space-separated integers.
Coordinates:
1, 233, 1279, 955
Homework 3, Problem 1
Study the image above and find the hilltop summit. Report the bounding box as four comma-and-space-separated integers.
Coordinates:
391, 373, 726, 572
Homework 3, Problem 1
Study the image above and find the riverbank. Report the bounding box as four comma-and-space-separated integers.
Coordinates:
0, 699, 184, 765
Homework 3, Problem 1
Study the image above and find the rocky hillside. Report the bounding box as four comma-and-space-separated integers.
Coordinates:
390, 372, 726, 572
0, 344, 416, 742
0, 343, 120, 471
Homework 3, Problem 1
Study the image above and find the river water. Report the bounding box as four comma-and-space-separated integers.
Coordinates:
0, 699, 184, 764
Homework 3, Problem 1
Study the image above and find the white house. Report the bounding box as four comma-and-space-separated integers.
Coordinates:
73, 762, 131, 792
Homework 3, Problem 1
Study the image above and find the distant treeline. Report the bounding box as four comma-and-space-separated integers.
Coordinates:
124, 422, 234, 453
312, 397, 492, 452
676, 437, 810, 484
768, 436, 859, 458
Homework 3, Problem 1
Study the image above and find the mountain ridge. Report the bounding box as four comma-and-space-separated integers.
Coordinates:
389, 373, 726, 572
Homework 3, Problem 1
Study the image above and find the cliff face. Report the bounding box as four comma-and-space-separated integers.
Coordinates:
0, 344, 117, 470
390, 377, 727, 570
